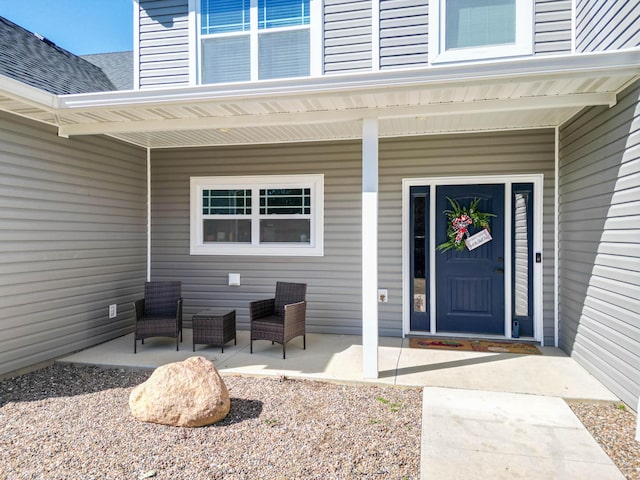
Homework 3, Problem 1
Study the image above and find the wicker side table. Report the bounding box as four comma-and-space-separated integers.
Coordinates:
192, 309, 236, 352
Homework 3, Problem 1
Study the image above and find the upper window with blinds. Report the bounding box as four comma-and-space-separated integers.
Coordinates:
429, 0, 533, 64
201, 0, 311, 84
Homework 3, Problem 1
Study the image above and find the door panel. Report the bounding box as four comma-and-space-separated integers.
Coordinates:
435, 184, 505, 334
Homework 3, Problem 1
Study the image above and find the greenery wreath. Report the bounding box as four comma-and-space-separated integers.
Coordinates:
436, 197, 496, 252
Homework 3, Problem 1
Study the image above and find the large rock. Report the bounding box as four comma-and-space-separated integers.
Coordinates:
129, 356, 230, 427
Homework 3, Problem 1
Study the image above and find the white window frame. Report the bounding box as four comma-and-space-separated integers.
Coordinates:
196, 0, 322, 83
429, 0, 534, 64
190, 174, 324, 256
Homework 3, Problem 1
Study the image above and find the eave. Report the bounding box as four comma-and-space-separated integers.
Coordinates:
0, 49, 639, 149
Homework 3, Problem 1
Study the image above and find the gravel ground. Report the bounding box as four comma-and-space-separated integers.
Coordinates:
568, 401, 640, 480
0, 364, 422, 480
1, 364, 638, 480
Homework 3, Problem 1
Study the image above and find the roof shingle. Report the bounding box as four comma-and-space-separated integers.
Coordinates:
0, 16, 117, 95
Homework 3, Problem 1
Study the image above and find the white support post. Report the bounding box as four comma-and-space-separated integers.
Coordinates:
147, 148, 151, 282
362, 118, 379, 379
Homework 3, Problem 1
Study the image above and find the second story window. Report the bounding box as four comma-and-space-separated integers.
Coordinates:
201, 0, 310, 84
430, 0, 533, 64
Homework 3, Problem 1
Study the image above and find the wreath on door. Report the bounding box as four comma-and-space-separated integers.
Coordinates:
436, 197, 495, 252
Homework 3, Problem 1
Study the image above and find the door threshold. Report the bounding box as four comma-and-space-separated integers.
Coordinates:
406, 333, 539, 344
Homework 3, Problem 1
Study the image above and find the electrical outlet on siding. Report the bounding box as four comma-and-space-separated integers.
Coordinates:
109, 304, 117, 319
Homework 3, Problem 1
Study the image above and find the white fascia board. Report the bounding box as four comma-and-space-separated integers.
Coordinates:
57, 49, 640, 110
0, 74, 58, 110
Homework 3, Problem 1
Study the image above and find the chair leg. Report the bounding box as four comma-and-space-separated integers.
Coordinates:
176, 336, 179, 351
283, 342, 286, 360
134, 336, 137, 354
250, 340, 253, 354
303, 334, 306, 350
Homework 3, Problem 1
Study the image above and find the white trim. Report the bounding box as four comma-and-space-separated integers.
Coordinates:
146, 148, 151, 281
310, 0, 323, 76
371, 0, 380, 72
571, 0, 577, 54
250, 0, 259, 82
133, 0, 141, 90
429, 0, 534, 65
402, 174, 544, 343
188, 0, 198, 86
190, 174, 324, 256
362, 118, 379, 379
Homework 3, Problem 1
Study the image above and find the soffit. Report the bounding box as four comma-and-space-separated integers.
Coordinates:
0, 50, 639, 148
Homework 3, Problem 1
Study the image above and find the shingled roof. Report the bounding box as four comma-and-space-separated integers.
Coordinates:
81, 51, 133, 91
0, 16, 116, 95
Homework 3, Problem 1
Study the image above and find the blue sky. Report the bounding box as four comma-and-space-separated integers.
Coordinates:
0, 0, 133, 55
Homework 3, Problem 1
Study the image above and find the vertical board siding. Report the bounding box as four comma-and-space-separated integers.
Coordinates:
151, 130, 555, 341
0, 112, 147, 378
534, 0, 572, 54
558, 79, 640, 409
379, 0, 428, 69
576, 0, 640, 52
138, 0, 190, 88
379, 131, 556, 345
323, 0, 372, 74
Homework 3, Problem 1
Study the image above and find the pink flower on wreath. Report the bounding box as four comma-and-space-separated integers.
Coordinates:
452, 214, 473, 244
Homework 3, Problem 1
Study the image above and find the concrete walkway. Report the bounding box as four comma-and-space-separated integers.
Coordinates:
58, 330, 625, 479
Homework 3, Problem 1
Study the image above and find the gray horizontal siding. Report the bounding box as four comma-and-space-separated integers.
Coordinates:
535, 0, 572, 54
379, 0, 428, 69
151, 130, 555, 341
324, 0, 372, 74
150, 141, 365, 335
0, 112, 147, 378
138, 0, 190, 88
558, 78, 640, 409
379, 130, 556, 344
576, 0, 640, 52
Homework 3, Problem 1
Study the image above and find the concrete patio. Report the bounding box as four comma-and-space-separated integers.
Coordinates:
58, 330, 626, 479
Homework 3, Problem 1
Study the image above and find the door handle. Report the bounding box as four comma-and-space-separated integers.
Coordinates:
496, 268, 504, 274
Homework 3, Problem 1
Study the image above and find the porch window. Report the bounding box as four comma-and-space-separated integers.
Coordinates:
200, 0, 311, 84
429, 0, 533, 64
190, 175, 323, 256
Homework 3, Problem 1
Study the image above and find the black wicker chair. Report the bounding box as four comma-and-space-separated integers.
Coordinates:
133, 281, 183, 353
250, 282, 307, 359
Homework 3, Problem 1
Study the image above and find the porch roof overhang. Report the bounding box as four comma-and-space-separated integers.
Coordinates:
1, 50, 639, 149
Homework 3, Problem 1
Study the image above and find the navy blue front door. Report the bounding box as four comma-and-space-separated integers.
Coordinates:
435, 184, 505, 334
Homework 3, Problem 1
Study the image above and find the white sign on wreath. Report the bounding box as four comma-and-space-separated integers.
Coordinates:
465, 228, 492, 251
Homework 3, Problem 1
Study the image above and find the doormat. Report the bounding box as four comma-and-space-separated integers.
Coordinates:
409, 338, 541, 355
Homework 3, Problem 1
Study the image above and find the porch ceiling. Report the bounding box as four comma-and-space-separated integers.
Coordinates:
1, 50, 639, 149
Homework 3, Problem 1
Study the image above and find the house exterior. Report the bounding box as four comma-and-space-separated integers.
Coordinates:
0, 0, 638, 425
